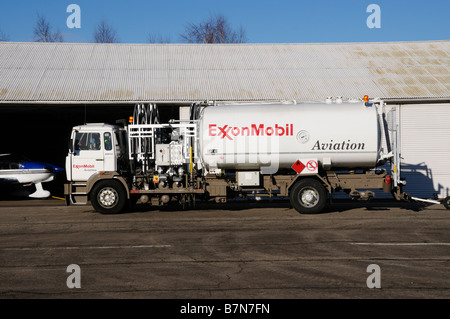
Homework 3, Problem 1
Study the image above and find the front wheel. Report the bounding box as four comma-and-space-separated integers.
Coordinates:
90, 180, 127, 214
290, 178, 327, 214
443, 196, 450, 210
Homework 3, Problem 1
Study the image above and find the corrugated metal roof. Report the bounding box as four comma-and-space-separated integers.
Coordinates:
0, 41, 449, 103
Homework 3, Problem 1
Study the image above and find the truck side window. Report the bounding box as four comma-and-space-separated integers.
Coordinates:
75, 132, 101, 151
104, 132, 112, 151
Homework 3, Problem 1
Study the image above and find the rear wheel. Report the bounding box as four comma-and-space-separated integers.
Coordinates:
443, 196, 450, 210
290, 178, 327, 214
91, 180, 127, 214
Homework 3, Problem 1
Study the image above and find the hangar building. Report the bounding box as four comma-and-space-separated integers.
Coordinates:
0, 40, 449, 199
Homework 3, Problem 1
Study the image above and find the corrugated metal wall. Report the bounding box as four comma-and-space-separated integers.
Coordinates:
1, 41, 449, 103
400, 103, 450, 199
332, 102, 450, 201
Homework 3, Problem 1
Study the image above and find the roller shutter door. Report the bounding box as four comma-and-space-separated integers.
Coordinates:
399, 103, 450, 199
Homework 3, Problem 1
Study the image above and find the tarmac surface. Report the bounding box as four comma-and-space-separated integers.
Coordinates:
1, 197, 449, 301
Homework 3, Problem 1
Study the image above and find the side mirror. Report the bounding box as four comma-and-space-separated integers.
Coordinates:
68, 138, 74, 153
69, 130, 78, 154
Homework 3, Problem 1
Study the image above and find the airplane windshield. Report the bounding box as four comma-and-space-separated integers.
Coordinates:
0, 154, 31, 169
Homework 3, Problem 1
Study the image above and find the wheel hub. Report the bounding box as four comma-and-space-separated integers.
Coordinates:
99, 188, 117, 207
300, 189, 319, 207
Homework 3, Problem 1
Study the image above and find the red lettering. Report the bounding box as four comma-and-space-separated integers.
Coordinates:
275, 124, 285, 136
251, 124, 264, 136
208, 123, 294, 140
209, 124, 217, 136
218, 125, 232, 140
232, 127, 240, 136
73, 164, 95, 169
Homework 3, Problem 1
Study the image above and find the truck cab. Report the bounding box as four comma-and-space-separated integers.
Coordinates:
65, 123, 131, 211
66, 123, 125, 182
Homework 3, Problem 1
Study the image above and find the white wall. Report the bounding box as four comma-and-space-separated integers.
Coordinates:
399, 103, 450, 199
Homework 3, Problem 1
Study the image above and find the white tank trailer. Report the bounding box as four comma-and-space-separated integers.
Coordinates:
64, 99, 450, 214
200, 102, 381, 172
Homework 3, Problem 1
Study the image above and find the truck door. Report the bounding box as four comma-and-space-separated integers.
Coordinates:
70, 131, 105, 181
102, 131, 116, 172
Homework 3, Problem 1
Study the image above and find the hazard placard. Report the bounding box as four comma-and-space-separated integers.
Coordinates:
291, 160, 306, 174
306, 160, 318, 172
292, 159, 318, 174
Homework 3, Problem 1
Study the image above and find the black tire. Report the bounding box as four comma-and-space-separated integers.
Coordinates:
443, 196, 450, 210
90, 180, 127, 214
290, 178, 327, 214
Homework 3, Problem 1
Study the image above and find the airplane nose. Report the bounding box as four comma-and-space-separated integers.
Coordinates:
53, 166, 64, 173
45, 164, 64, 173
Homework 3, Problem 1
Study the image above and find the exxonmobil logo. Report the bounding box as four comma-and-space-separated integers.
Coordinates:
73, 164, 95, 169
209, 123, 294, 140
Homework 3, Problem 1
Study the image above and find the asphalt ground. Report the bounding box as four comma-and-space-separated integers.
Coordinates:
1, 198, 449, 309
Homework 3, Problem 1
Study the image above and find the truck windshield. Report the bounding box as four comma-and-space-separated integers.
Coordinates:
75, 132, 101, 151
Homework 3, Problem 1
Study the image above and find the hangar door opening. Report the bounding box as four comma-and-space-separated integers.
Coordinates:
400, 103, 450, 199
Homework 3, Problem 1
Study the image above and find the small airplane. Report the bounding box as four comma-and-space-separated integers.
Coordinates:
0, 153, 64, 199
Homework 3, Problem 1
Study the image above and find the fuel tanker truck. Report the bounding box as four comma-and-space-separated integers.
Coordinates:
65, 97, 447, 214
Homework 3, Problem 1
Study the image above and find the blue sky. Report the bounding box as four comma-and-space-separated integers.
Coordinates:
0, 0, 449, 43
